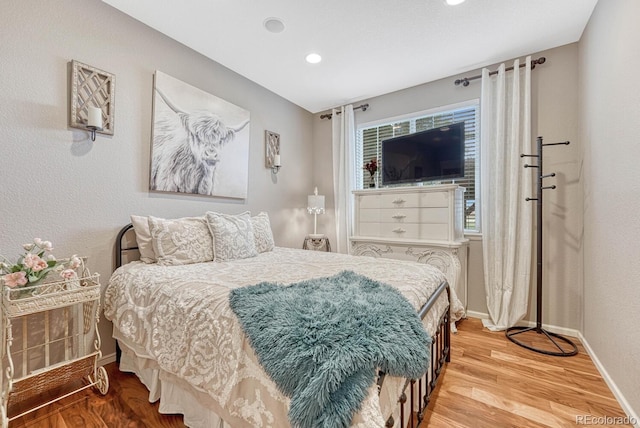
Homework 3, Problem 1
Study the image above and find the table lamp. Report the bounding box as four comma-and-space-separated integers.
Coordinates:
307, 187, 325, 238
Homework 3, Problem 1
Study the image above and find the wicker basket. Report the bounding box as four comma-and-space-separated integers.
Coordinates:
2, 266, 100, 318
7, 354, 96, 410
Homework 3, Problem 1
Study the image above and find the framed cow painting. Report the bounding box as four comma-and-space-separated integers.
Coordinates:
150, 71, 250, 198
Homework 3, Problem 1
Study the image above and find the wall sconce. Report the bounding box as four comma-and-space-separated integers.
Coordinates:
69, 60, 115, 141
265, 130, 281, 174
307, 186, 325, 238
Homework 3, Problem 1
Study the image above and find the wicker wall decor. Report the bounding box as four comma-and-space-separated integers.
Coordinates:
265, 130, 280, 168
69, 60, 115, 136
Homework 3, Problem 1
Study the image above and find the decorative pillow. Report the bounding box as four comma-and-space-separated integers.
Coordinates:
130, 215, 156, 263
205, 211, 258, 261
251, 212, 275, 253
148, 216, 214, 266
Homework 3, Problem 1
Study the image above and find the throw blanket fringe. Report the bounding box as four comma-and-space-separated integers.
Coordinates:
229, 270, 432, 428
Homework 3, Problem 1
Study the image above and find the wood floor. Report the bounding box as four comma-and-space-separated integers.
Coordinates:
8, 317, 630, 428
421, 318, 631, 428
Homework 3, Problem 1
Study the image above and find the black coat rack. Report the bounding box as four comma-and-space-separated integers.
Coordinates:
505, 136, 578, 357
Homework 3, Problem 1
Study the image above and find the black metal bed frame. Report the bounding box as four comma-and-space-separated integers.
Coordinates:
377, 280, 451, 428
114, 223, 450, 428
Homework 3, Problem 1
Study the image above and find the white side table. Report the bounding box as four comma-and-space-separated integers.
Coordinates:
1, 264, 108, 426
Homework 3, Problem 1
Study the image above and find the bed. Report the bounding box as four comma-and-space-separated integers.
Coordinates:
104, 212, 465, 428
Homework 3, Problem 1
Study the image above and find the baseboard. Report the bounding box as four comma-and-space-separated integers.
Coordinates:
99, 352, 117, 367
463, 311, 580, 337
578, 332, 640, 428
465, 310, 489, 320
463, 312, 638, 426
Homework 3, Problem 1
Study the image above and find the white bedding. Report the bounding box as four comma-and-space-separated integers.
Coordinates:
104, 247, 464, 428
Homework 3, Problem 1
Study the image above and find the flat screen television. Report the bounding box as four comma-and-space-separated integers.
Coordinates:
381, 122, 465, 186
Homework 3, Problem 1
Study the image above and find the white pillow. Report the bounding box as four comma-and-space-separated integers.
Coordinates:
130, 215, 156, 263
148, 216, 214, 266
251, 212, 275, 253
205, 211, 258, 261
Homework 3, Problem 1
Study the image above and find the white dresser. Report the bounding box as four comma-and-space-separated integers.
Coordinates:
350, 184, 468, 309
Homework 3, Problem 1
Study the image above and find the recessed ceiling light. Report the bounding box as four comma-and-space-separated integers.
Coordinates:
305, 53, 322, 64
445, 0, 466, 5
264, 17, 285, 33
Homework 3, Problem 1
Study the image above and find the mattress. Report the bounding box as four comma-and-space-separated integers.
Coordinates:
104, 247, 464, 427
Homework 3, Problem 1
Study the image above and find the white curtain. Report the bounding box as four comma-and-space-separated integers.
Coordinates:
331, 105, 356, 254
480, 56, 533, 331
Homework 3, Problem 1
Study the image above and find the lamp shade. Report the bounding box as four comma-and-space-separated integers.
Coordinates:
307, 194, 325, 214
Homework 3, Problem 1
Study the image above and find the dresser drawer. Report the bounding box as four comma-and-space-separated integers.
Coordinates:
378, 207, 450, 224
379, 193, 420, 208
358, 222, 450, 241
359, 208, 380, 223
378, 192, 449, 209
358, 194, 380, 209
418, 191, 449, 208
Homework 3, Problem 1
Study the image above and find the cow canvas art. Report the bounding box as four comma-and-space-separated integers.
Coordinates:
150, 71, 250, 198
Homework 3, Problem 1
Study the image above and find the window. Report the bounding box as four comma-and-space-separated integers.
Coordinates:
356, 101, 479, 231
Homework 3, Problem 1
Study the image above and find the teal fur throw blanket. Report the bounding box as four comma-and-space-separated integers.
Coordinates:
229, 270, 432, 428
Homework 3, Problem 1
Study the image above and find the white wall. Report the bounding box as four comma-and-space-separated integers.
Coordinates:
313, 43, 583, 330
0, 0, 315, 357
580, 0, 640, 417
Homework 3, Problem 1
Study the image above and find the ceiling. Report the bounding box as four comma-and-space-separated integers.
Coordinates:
101, 0, 598, 114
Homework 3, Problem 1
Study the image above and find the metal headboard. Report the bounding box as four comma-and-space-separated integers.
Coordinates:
115, 223, 138, 269
114, 223, 139, 363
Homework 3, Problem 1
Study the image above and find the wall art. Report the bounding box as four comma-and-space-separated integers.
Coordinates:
150, 71, 250, 198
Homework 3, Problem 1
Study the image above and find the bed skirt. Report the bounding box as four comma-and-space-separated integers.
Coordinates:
119, 344, 231, 428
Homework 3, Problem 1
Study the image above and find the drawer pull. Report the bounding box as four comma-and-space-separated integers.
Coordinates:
392, 214, 406, 219
392, 198, 406, 204
392, 228, 406, 233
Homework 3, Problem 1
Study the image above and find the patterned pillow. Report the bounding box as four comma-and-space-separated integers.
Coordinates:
130, 215, 156, 263
251, 212, 275, 253
205, 211, 258, 261
148, 216, 214, 266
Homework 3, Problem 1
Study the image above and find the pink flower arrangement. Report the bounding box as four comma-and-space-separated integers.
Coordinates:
0, 239, 80, 289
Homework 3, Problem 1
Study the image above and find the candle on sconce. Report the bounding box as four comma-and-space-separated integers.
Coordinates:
87, 107, 103, 130
273, 154, 281, 167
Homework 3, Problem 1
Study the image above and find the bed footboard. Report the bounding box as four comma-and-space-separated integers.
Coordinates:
380, 280, 451, 428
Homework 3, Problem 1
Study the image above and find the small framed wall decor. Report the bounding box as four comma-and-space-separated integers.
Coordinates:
69, 60, 115, 135
265, 130, 280, 168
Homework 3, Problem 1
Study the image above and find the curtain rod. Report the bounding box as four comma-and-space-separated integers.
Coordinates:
320, 103, 369, 120
454, 57, 546, 87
